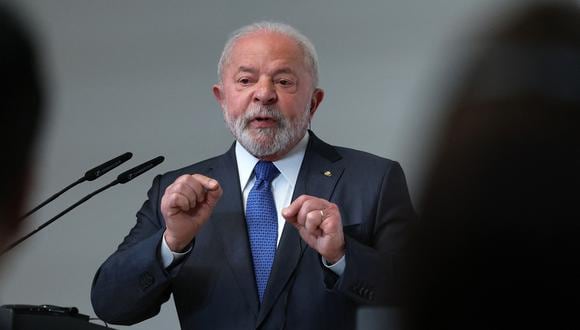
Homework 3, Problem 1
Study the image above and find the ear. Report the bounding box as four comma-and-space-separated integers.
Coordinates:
308, 88, 325, 117
212, 84, 225, 108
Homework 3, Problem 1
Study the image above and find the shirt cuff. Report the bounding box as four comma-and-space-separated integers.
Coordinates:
160, 234, 192, 268
322, 254, 346, 276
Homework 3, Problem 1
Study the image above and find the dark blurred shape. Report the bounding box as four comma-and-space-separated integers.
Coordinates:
404, 1, 580, 329
0, 3, 45, 250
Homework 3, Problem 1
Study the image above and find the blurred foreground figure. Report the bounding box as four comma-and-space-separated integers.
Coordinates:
0, 3, 45, 252
404, 1, 580, 329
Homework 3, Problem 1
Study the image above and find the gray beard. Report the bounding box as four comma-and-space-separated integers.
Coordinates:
224, 103, 310, 158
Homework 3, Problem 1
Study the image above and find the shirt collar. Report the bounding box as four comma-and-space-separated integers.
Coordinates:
236, 132, 310, 191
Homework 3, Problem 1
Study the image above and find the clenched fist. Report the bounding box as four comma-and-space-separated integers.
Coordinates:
161, 174, 222, 252
282, 195, 345, 263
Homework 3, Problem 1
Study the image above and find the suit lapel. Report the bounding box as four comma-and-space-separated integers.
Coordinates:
210, 145, 260, 318
257, 132, 345, 326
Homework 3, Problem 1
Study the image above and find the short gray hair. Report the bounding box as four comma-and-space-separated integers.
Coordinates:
217, 21, 319, 87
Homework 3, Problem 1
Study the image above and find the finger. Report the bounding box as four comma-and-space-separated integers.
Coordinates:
166, 192, 192, 215
166, 178, 199, 209
297, 225, 318, 243
192, 174, 220, 191
320, 216, 340, 235
204, 180, 223, 207
174, 175, 206, 202
304, 210, 323, 236
319, 204, 343, 234
283, 212, 299, 228
296, 198, 326, 225
169, 180, 200, 206
282, 195, 310, 218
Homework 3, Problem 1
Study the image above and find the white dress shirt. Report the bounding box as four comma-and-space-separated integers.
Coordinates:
161, 133, 345, 275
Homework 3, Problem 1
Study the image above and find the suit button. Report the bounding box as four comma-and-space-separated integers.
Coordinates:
139, 272, 155, 290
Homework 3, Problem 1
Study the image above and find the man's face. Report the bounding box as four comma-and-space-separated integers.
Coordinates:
213, 31, 324, 161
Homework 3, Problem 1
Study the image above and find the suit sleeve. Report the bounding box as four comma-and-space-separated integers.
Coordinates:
90, 175, 186, 325
326, 161, 415, 305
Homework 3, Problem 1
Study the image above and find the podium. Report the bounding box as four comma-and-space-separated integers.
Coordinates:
0, 305, 114, 330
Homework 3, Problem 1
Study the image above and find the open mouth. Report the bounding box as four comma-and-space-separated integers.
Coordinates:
254, 116, 274, 122
249, 116, 278, 128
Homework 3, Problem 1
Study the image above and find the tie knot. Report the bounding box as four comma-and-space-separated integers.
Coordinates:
254, 161, 280, 183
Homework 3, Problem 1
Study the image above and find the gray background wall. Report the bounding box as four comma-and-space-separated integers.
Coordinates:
1, 0, 520, 329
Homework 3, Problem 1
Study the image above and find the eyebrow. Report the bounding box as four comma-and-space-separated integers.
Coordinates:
235, 66, 297, 76
272, 68, 296, 75
236, 66, 258, 74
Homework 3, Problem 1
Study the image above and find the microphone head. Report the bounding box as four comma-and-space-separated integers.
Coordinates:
117, 156, 164, 184
84, 152, 133, 181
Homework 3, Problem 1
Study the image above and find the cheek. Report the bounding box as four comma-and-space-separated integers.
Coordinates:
278, 96, 310, 117
224, 91, 251, 113
225, 101, 245, 119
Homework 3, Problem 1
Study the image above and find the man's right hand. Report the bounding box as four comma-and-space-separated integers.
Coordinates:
160, 174, 222, 252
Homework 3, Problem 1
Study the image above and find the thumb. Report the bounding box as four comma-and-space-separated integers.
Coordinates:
282, 205, 298, 222
204, 179, 222, 207
282, 195, 307, 219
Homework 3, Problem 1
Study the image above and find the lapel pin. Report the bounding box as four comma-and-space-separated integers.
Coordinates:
323, 170, 332, 177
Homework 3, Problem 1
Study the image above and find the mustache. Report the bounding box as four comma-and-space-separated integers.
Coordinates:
241, 105, 285, 127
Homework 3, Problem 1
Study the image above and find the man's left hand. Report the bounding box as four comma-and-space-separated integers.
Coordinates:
282, 195, 345, 263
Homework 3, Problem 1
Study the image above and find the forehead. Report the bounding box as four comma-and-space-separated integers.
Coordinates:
226, 31, 308, 73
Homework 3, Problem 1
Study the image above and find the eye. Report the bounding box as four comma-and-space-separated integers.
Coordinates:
238, 77, 251, 85
276, 78, 295, 87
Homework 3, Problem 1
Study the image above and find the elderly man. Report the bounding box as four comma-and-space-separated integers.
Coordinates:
91, 22, 415, 329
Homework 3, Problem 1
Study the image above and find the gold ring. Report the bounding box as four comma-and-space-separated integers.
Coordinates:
320, 209, 326, 219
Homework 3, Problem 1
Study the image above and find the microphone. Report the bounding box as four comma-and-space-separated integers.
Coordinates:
3, 156, 165, 255
83, 152, 133, 181
115, 156, 165, 184
18, 152, 133, 221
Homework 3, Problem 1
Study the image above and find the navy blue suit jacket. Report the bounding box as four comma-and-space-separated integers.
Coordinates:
91, 132, 415, 329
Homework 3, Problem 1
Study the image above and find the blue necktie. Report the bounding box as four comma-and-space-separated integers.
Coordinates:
246, 161, 280, 303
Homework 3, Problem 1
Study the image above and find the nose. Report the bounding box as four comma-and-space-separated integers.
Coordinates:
253, 78, 277, 105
